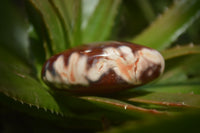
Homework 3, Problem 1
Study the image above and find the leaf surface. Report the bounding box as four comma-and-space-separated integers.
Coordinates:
28, 0, 67, 54
83, 0, 121, 43
50, 0, 82, 47
132, 0, 200, 49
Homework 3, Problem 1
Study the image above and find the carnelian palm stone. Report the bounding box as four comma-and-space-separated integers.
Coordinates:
42, 41, 165, 94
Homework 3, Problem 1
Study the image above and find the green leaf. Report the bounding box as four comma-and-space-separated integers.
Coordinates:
161, 44, 200, 60
70, 1, 82, 47
135, 0, 156, 22
82, 0, 121, 43
126, 88, 200, 108
81, 96, 165, 115
0, 46, 63, 114
28, 0, 67, 54
132, 0, 200, 50
50, 0, 82, 47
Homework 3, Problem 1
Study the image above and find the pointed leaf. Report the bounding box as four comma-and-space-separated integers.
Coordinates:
132, 0, 200, 50
28, 0, 67, 54
50, 0, 82, 47
83, 0, 121, 43
81, 96, 166, 115
0, 46, 63, 114
127, 88, 200, 108
161, 44, 200, 60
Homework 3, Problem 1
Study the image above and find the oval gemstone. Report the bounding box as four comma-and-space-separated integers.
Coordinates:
41, 41, 165, 94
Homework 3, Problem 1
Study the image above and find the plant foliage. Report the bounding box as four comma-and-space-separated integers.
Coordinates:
0, 0, 200, 132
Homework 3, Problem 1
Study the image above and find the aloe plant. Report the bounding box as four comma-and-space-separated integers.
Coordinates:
0, 0, 200, 132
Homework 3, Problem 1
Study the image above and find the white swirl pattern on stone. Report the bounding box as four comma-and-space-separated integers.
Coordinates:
44, 46, 164, 85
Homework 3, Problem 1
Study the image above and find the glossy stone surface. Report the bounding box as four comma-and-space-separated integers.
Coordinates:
41, 41, 165, 94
